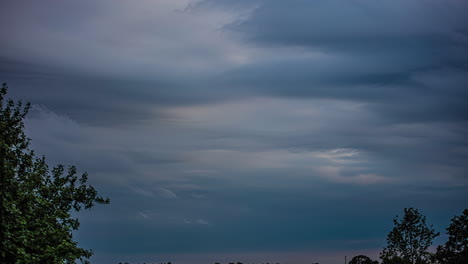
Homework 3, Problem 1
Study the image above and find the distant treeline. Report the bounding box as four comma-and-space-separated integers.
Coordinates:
117, 262, 280, 264
118, 262, 173, 264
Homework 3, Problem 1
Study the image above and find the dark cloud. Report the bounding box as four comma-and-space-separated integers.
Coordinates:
216, 0, 468, 124
231, 0, 468, 52
1, 59, 226, 125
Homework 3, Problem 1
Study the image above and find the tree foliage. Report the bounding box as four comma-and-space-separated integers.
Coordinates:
433, 209, 468, 264
380, 208, 439, 264
349, 255, 379, 264
0, 82, 110, 264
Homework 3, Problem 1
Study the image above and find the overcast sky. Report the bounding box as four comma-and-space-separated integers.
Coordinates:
1, 0, 468, 263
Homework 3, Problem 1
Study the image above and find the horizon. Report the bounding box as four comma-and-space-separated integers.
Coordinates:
1, 1, 467, 264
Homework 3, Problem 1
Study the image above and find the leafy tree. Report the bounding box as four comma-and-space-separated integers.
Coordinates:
380, 208, 439, 264
433, 209, 468, 264
0, 82, 110, 264
349, 255, 379, 264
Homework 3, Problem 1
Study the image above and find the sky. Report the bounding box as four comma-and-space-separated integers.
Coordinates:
1, 0, 468, 263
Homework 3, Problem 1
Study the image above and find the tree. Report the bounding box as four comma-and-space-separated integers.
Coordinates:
0, 82, 110, 264
380, 208, 439, 264
349, 255, 379, 264
433, 209, 468, 264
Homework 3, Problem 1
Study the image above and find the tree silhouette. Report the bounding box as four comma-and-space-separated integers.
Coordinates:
349, 255, 379, 264
433, 209, 468, 264
380, 208, 439, 264
0, 83, 110, 264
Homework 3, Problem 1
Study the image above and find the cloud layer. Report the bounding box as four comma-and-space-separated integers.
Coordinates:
1, 0, 468, 263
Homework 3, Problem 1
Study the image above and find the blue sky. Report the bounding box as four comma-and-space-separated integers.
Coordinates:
1, 1, 467, 263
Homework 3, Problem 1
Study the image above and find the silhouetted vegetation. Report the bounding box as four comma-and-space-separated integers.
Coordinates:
380, 208, 439, 264
432, 209, 468, 264
0, 82, 110, 264
349, 255, 378, 264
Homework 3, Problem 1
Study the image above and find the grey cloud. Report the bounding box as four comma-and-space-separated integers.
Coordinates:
0, 0, 253, 125
0, 0, 246, 78
213, 0, 468, 124
231, 0, 468, 52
